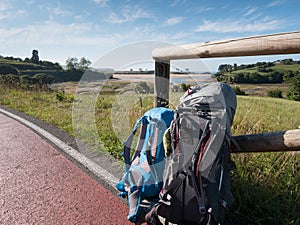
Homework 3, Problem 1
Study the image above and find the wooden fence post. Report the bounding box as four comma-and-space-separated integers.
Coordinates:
154, 60, 170, 108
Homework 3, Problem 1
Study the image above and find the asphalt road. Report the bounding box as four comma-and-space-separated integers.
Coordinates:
0, 112, 131, 225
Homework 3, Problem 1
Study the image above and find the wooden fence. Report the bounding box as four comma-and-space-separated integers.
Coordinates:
152, 31, 300, 153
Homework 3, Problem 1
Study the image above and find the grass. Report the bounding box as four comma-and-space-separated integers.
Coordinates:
0, 86, 74, 134
233, 83, 291, 97
230, 95, 300, 224
0, 81, 299, 224
232, 96, 300, 134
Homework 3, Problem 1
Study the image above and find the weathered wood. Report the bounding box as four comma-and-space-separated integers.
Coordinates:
153, 31, 300, 61
153, 31, 300, 152
231, 129, 300, 153
154, 60, 170, 107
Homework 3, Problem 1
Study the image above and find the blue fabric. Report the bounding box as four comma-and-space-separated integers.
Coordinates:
116, 107, 174, 222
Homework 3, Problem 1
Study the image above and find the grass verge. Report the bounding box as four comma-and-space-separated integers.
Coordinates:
0, 82, 299, 224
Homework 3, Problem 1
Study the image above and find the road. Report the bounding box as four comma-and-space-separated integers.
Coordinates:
0, 112, 131, 225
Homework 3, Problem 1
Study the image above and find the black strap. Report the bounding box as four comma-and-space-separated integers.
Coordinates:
123, 116, 148, 172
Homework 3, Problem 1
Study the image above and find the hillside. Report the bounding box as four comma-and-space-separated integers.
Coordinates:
0, 57, 62, 74
215, 58, 300, 84
0, 55, 89, 83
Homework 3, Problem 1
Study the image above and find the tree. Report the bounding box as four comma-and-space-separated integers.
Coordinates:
282, 58, 294, 65
218, 64, 227, 72
66, 57, 91, 72
287, 74, 300, 101
66, 57, 79, 71
233, 63, 237, 71
31, 49, 39, 63
78, 57, 91, 71
283, 70, 295, 81
267, 89, 283, 98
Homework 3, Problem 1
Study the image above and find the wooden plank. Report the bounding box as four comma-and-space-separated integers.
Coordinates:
153, 31, 300, 61
231, 129, 300, 153
154, 60, 170, 107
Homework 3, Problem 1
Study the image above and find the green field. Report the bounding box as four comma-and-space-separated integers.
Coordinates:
0, 82, 299, 224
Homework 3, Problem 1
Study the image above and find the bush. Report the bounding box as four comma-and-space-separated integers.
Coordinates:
267, 89, 283, 98
0, 65, 19, 75
135, 82, 153, 94
287, 74, 300, 101
55, 91, 74, 102
232, 86, 246, 95
180, 83, 191, 91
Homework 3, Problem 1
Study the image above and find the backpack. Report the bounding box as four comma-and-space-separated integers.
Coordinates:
146, 82, 237, 225
116, 107, 174, 223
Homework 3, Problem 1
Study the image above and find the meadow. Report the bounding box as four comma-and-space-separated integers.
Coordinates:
0, 81, 299, 224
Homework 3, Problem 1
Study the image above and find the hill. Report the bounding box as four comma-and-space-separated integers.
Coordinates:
0, 55, 92, 84
0, 57, 63, 74
214, 58, 300, 84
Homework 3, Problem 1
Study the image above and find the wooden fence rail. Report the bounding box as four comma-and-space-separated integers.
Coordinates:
231, 129, 300, 153
152, 31, 300, 153
153, 31, 300, 61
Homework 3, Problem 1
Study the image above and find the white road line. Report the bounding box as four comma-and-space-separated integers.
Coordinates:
0, 108, 119, 189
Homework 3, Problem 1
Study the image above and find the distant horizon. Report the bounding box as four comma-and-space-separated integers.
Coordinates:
2, 52, 299, 75
1, 0, 300, 72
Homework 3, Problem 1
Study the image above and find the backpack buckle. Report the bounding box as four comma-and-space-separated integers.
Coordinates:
199, 205, 206, 215
158, 193, 172, 206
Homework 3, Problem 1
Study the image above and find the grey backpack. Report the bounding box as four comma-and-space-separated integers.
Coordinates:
146, 82, 237, 225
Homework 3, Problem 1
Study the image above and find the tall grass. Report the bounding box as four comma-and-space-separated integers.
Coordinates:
0, 83, 299, 224
0, 85, 74, 134
230, 96, 300, 224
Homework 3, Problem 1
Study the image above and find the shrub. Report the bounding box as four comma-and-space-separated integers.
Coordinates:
287, 74, 300, 101
0, 65, 19, 75
180, 83, 191, 91
55, 91, 74, 102
267, 89, 283, 98
232, 86, 246, 95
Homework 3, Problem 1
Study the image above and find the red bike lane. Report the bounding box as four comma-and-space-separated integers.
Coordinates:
0, 112, 131, 225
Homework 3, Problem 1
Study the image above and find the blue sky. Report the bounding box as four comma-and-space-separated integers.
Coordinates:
1, 0, 300, 71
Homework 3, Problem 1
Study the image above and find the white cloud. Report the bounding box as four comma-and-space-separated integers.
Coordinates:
193, 6, 214, 13
92, 0, 109, 7
105, 5, 153, 24
0, 12, 10, 20
0, 27, 23, 37
40, 3, 73, 19
52, 7, 72, 18
0, 1, 28, 21
24, 0, 35, 5
267, 0, 285, 7
195, 18, 283, 33
163, 17, 184, 26
0, 21, 94, 46
170, 0, 187, 7
0, 0, 12, 11
243, 7, 257, 16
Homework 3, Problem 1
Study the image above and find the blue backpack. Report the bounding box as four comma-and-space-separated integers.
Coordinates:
116, 107, 174, 223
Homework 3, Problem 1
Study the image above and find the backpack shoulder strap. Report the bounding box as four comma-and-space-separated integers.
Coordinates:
123, 116, 149, 172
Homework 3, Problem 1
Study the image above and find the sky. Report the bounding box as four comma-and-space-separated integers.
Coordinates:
1, 0, 300, 72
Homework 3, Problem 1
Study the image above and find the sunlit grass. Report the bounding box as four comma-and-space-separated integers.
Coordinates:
0, 82, 299, 224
